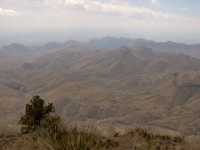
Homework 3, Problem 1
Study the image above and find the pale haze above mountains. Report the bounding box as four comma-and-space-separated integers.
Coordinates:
1, 0, 200, 45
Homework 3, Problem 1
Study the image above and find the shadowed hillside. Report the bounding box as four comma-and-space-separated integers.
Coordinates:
68, 46, 143, 76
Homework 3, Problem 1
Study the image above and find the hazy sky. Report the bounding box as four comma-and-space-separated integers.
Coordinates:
1, 0, 200, 45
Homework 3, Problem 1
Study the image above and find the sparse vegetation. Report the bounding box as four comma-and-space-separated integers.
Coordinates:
37, 121, 108, 150
0, 96, 197, 149
108, 127, 188, 150
0, 125, 193, 150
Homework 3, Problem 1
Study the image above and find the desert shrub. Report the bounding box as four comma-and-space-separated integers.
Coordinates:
113, 132, 120, 137
18, 95, 57, 134
173, 136, 183, 142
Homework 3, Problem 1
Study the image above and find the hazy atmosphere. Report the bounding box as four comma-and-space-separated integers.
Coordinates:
2, 1, 200, 149
1, 0, 200, 45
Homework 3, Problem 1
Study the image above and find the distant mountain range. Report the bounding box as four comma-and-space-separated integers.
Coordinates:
2, 37, 200, 58
1, 43, 29, 55
44, 40, 80, 50
86, 36, 200, 58
86, 36, 134, 49
133, 39, 200, 58
0, 40, 81, 54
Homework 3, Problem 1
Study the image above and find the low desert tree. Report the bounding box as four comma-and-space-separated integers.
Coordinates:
19, 95, 57, 133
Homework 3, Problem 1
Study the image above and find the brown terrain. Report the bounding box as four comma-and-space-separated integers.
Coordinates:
0, 39, 200, 144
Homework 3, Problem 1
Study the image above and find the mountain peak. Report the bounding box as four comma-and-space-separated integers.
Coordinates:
134, 46, 156, 58
45, 42, 60, 49
2, 43, 28, 49
116, 46, 130, 55
1, 43, 29, 54
62, 39, 80, 48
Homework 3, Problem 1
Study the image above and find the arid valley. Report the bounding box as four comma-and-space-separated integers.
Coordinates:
1, 38, 200, 143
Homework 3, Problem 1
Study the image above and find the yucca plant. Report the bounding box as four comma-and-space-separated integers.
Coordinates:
38, 120, 105, 150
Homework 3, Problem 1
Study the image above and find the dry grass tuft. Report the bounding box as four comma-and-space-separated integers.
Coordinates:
109, 127, 189, 150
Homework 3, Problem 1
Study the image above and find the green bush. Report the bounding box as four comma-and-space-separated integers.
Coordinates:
18, 95, 57, 134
